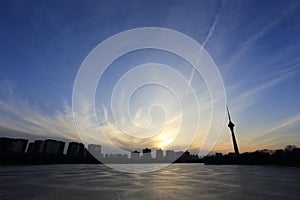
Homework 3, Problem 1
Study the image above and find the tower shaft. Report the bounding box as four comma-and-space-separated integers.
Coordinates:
227, 106, 240, 155
229, 126, 239, 155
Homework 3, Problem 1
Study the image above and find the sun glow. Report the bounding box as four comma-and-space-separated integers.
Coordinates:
156, 133, 174, 149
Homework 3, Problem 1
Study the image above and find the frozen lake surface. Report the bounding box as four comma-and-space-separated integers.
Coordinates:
0, 163, 299, 200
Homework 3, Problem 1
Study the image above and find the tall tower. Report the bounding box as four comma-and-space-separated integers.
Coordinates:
227, 106, 240, 155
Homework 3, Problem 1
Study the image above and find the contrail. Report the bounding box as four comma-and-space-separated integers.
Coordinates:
186, 0, 225, 94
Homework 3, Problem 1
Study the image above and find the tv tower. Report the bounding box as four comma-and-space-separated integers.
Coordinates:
227, 106, 240, 155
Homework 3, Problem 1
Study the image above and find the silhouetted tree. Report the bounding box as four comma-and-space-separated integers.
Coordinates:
284, 145, 298, 152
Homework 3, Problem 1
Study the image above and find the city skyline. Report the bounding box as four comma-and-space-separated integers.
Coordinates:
0, 1, 300, 154
0, 136, 200, 163
1, 136, 299, 167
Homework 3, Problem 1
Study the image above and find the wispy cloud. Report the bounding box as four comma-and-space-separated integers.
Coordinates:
245, 113, 300, 148
0, 80, 213, 153
231, 65, 299, 114
225, 2, 300, 70
0, 97, 78, 141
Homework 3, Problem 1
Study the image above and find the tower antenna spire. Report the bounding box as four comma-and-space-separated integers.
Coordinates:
226, 105, 231, 122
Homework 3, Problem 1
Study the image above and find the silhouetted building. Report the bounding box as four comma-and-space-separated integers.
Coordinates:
26, 142, 34, 154
104, 153, 128, 163
0, 138, 13, 154
44, 139, 64, 155
131, 150, 140, 160
88, 144, 102, 158
115, 153, 128, 160
176, 151, 191, 162
156, 149, 163, 160
142, 148, 152, 160
227, 106, 240, 155
182, 151, 190, 160
215, 153, 223, 157
67, 142, 84, 157
27, 140, 45, 155
165, 149, 176, 161
0, 138, 28, 154
0, 138, 28, 164
11, 138, 28, 154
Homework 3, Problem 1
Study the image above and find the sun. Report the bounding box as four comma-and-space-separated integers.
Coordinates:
156, 135, 174, 150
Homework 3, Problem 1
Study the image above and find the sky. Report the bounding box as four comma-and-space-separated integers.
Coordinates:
0, 0, 300, 155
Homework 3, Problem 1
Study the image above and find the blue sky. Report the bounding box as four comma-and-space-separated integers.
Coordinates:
0, 0, 300, 154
